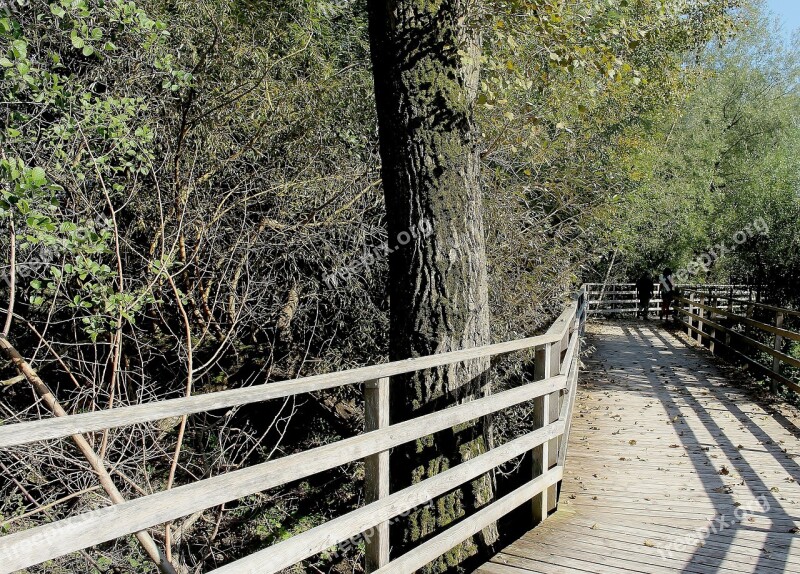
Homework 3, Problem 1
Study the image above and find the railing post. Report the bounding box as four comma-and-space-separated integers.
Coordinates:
364, 377, 390, 572
697, 293, 706, 344
772, 312, 785, 395
547, 328, 567, 512
709, 295, 717, 354
688, 292, 695, 335
557, 320, 580, 470
610, 285, 619, 314
724, 324, 732, 356
532, 342, 552, 524
581, 287, 588, 334
580, 286, 587, 330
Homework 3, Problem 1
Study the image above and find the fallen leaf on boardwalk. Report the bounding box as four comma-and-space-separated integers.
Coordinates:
789, 527, 799, 534
669, 444, 680, 448
591, 523, 599, 530
644, 540, 656, 547
719, 466, 730, 475
629, 439, 637, 445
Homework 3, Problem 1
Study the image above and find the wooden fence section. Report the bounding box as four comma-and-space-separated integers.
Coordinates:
586, 282, 751, 316
584, 283, 799, 396
674, 289, 800, 396
0, 291, 587, 574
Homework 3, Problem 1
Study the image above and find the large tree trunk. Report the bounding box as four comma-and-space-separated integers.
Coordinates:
367, 1, 498, 570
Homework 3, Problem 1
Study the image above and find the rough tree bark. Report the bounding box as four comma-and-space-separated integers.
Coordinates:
367, 0, 498, 570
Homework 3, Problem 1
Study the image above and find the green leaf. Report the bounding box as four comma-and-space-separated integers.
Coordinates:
50, 4, 66, 18
11, 39, 27, 59
82, 45, 94, 57
0, 58, 12, 68
30, 166, 47, 186
70, 31, 84, 49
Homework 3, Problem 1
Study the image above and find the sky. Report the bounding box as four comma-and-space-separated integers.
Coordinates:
766, 0, 800, 38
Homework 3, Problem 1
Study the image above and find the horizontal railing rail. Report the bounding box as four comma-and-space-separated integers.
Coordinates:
586, 283, 666, 316
674, 292, 800, 396
0, 290, 587, 574
0, 319, 570, 449
681, 288, 800, 319
585, 283, 752, 316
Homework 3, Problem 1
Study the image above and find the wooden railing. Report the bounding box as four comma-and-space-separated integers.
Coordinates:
586, 283, 752, 316
675, 289, 800, 396
0, 289, 587, 574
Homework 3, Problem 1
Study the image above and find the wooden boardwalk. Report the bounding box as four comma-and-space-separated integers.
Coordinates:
478, 321, 800, 574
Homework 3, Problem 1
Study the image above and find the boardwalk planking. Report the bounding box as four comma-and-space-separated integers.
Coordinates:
477, 321, 800, 574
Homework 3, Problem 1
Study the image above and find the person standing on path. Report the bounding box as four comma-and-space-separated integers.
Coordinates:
636, 272, 654, 319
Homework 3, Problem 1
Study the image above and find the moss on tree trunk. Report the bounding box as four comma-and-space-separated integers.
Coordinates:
367, 1, 498, 570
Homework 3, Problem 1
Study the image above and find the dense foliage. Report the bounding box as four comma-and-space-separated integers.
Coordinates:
608, 4, 800, 305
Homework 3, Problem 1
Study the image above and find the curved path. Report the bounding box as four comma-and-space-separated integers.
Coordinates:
478, 321, 800, 574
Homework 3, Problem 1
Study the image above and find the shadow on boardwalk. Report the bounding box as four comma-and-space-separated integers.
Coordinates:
477, 320, 800, 574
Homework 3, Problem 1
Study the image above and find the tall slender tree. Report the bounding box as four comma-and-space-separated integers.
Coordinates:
367, 0, 498, 570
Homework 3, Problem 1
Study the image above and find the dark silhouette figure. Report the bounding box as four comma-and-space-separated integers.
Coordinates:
635, 273, 653, 319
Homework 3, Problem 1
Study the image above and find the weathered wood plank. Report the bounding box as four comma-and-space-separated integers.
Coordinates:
0, 375, 567, 573
532, 343, 552, 524
681, 289, 800, 319
678, 308, 800, 369
676, 296, 800, 342
373, 467, 563, 574
0, 329, 570, 449
677, 310, 800, 394
207, 421, 566, 574
478, 320, 800, 574
364, 377, 390, 572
